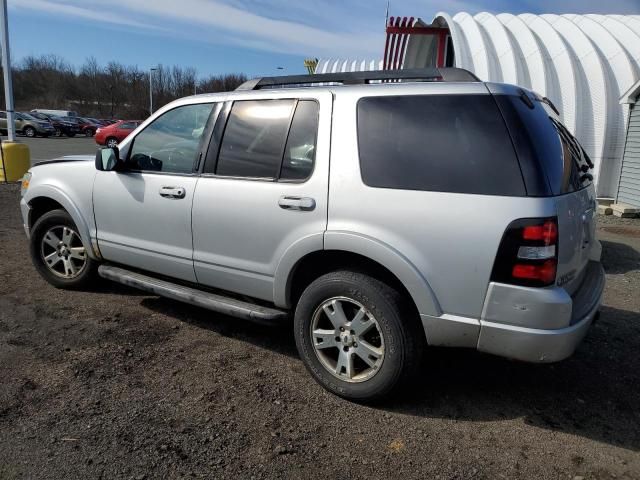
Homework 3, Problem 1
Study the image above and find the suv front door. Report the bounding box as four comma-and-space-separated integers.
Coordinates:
192, 92, 331, 303
93, 102, 216, 282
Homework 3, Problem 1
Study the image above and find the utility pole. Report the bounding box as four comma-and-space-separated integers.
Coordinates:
149, 67, 157, 115
1, 0, 16, 141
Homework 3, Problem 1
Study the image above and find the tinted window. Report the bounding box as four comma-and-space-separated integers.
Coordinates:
280, 100, 319, 181
357, 95, 525, 196
118, 122, 136, 130
494, 95, 592, 195
216, 99, 295, 178
128, 103, 214, 173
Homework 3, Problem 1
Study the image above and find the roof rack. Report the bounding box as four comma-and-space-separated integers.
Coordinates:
235, 67, 480, 91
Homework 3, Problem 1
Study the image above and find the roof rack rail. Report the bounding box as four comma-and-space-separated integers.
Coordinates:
235, 67, 480, 91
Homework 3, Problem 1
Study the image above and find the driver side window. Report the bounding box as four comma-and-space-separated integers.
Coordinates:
128, 103, 214, 173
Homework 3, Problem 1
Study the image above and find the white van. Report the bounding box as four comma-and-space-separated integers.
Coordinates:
31, 109, 77, 118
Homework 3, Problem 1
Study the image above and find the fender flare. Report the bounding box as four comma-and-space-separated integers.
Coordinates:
274, 231, 441, 317
25, 184, 98, 260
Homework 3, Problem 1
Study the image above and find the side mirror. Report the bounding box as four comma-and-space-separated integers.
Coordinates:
95, 147, 122, 171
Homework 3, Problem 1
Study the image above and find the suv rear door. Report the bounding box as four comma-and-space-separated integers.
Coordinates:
191, 91, 331, 302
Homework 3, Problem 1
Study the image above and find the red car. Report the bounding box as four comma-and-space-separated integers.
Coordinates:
95, 120, 141, 147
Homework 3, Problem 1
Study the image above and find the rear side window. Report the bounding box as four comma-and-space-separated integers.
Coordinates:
212, 99, 319, 181
216, 99, 295, 178
281, 100, 319, 181
357, 95, 525, 196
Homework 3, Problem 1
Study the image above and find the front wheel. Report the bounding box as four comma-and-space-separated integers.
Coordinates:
29, 209, 98, 289
106, 137, 118, 148
24, 126, 36, 137
294, 271, 424, 402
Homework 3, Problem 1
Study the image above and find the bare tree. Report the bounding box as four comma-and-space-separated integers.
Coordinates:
1, 54, 247, 119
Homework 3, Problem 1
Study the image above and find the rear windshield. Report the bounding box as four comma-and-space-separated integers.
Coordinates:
493, 94, 593, 196
357, 94, 526, 196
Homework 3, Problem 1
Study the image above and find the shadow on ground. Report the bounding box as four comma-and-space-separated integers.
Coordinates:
601, 239, 640, 274
139, 293, 640, 452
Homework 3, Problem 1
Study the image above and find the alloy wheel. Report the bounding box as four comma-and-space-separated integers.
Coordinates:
40, 225, 87, 279
310, 297, 385, 383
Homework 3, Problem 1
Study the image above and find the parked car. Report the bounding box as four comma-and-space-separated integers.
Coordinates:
62, 116, 98, 137
19, 69, 604, 401
31, 109, 78, 118
94, 120, 141, 147
0, 111, 56, 137
29, 112, 81, 137
86, 117, 109, 127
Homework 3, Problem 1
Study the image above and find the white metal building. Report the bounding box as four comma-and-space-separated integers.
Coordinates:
317, 13, 640, 199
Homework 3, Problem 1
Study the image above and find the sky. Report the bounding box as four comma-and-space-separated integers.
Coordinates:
6, 0, 640, 78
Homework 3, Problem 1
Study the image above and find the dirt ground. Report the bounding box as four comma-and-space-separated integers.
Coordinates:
1, 182, 639, 480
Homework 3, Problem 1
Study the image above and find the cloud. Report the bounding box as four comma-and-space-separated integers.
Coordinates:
9, 0, 164, 31
8, 0, 639, 62
9, 0, 385, 58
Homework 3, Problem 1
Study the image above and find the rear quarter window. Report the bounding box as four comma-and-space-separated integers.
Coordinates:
493, 94, 593, 196
357, 94, 525, 196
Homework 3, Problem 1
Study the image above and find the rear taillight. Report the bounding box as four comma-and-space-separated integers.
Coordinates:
490, 218, 558, 287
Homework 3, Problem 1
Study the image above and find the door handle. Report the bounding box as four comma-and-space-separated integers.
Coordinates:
159, 186, 186, 199
278, 196, 316, 211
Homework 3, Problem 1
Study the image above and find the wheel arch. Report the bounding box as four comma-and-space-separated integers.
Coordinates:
26, 187, 98, 260
275, 232, 441, 318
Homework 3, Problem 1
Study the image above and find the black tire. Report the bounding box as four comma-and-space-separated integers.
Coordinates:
54, 128, 62, 137
29, 209, 98, 289
85, 129, 95, 137
66, 132, 76, 138
106, 137, 118, 148
24, 126, 36, 138
294, 270, 424, 402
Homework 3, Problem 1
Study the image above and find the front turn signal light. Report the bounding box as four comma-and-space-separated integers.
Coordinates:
20, 172, 32, 196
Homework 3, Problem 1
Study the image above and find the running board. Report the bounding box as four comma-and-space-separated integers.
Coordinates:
98, 265, 288, 324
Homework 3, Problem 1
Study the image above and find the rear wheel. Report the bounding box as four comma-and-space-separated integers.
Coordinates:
54, 128, 62, 137
294, 270, 423, 401
30, 209, 98, 289
106, 137, 118, 148
85, 129, 95, 137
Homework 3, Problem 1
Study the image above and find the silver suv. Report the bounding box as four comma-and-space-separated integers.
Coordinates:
20, 68, 605, 401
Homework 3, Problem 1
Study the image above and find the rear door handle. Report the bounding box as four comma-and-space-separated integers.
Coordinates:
159, 186, 186, 199
278, 196, 316, 211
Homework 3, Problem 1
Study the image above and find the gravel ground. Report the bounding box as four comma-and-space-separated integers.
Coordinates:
1, 182, 639, 480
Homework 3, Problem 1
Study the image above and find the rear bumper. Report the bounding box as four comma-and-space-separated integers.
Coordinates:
477, 261, 605, 362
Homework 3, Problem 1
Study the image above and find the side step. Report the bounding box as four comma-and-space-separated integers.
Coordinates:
98, 265, 288, 324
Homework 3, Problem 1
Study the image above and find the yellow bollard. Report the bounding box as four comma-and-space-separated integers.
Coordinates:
0, 141, 30, 182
